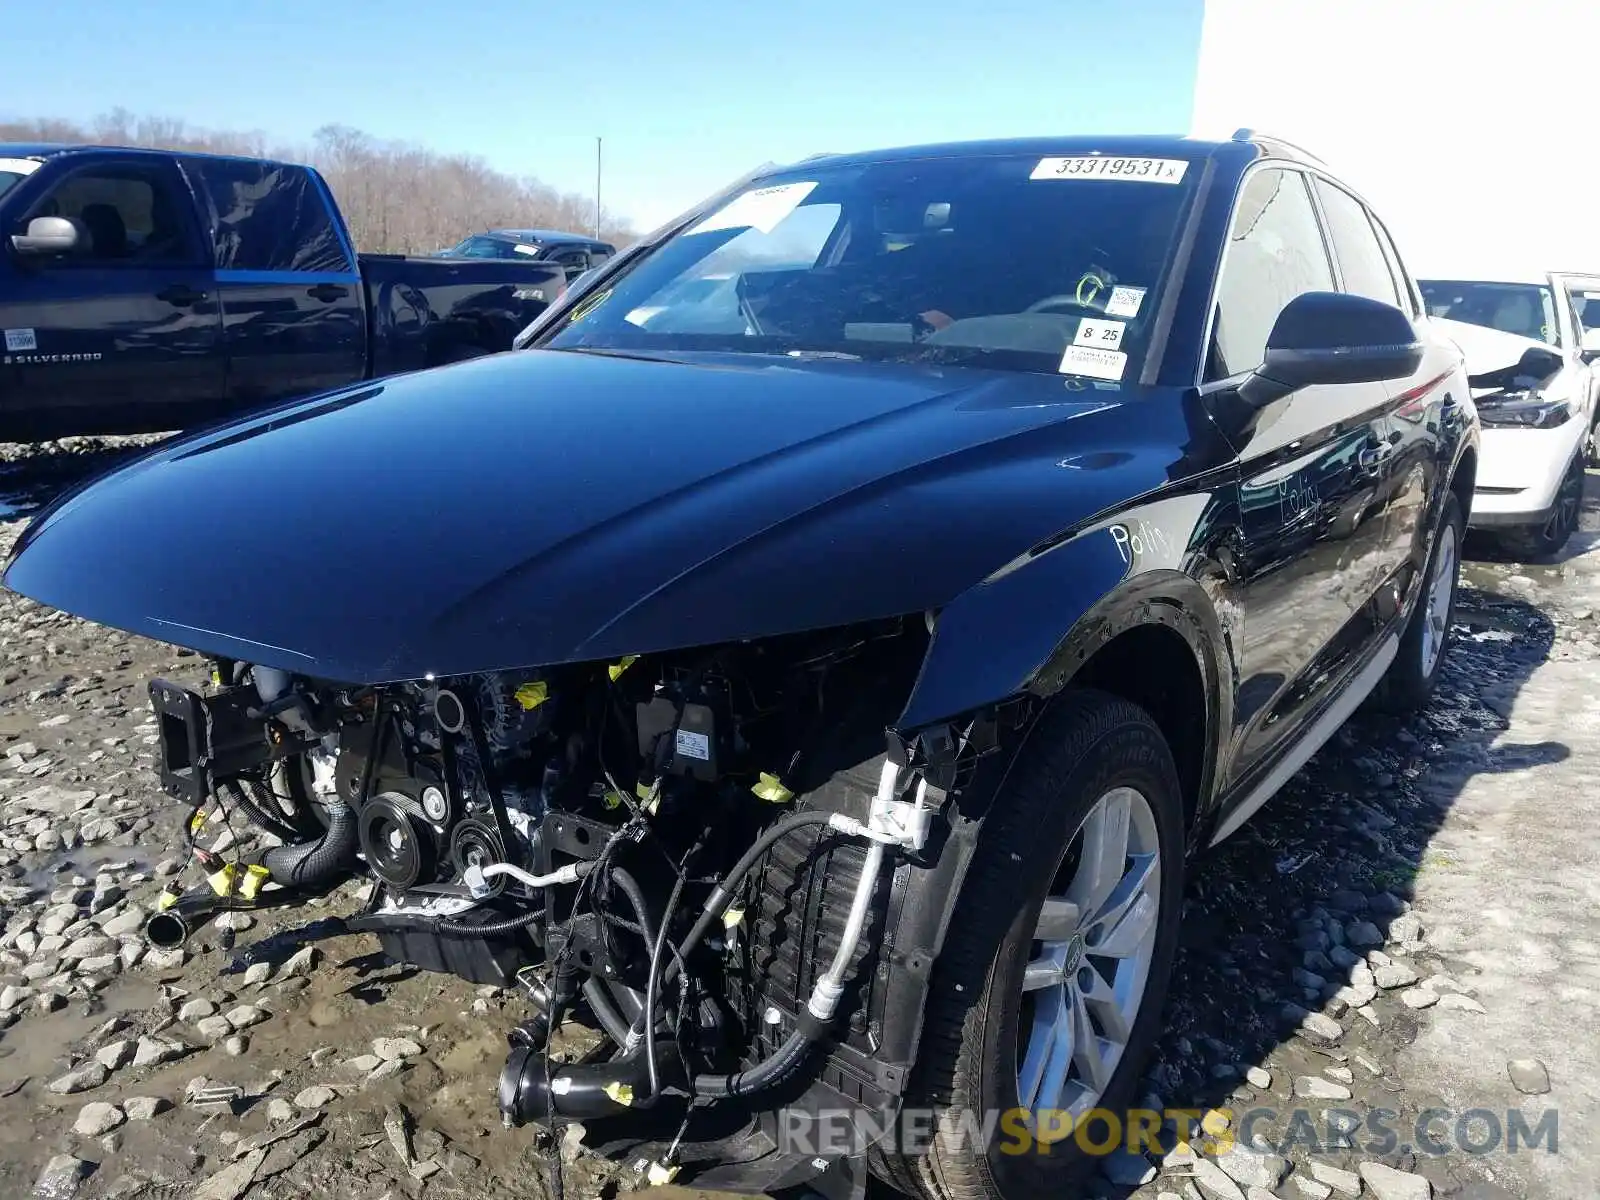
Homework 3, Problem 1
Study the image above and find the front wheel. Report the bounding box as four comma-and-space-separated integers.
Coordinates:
876, 690, 1186, 1200
1500, 453, 1584, 561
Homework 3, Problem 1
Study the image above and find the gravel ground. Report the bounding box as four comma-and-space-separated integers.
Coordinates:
1, 435, 1596, 1200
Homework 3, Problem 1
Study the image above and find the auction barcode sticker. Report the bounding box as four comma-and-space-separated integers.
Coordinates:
1032, 156, 1188, 184
1059, 344, 1127, 381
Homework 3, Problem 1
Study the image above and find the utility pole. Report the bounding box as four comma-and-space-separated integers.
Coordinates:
594, 137, 602, 239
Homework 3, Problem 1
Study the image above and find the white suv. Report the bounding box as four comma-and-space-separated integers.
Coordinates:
1420, 273, 1596, 556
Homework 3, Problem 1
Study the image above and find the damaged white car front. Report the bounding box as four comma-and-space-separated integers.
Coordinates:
1421, 276, 1594, 556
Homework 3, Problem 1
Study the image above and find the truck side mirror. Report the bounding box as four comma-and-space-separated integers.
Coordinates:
11, 216, 83, 256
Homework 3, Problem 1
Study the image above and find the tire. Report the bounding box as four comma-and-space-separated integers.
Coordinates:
875, 690, 1187, 1200
1370, 492, 1463, 714
1500, 453, 1583, 560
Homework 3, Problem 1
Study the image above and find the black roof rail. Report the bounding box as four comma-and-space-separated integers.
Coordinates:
1230, 128, 1327, 166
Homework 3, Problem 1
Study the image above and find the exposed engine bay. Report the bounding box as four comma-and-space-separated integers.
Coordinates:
142, 616, 1008, 1193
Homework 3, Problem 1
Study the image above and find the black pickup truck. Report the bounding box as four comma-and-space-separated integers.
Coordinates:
0, 144, 570, 440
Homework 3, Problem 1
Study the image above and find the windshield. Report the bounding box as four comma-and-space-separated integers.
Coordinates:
542, 152, 1199, 380
0, 157, 42, 202
1420, 279, 1561, 346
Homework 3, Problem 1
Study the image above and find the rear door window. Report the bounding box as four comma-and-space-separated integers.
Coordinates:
188, 159, 354, 275
1312, 178, 1401, 308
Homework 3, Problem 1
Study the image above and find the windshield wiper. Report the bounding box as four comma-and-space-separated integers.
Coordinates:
556, 346, 678, 364
783, 349, 862, 361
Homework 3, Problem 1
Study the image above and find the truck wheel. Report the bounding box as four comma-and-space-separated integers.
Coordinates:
878, 690, 1186, 1200
1370, 492, 1462, 714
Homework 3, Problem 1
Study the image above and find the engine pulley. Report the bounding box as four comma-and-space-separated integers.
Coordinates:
450, 818, 507, 896
358, 793, 437, 890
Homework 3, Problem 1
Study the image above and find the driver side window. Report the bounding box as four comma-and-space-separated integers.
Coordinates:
1207, 168, 1335, 381
25, 163, 197, 267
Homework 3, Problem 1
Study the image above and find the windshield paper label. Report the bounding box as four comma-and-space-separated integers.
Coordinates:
1032, 156, 1188, 184
1106, 286, 1146, 318
689, 181, 818, 236
513, 244, 540, 256
1060, 344, 1127, 381
1074, 318, 1126, 350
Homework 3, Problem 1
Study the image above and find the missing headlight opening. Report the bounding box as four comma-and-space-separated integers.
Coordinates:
142, 616, 998, 1141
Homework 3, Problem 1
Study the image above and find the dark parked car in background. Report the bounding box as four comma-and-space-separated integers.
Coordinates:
3, 131, 1477, 1200
0, 145, 572, 440
436, 228, 615, 282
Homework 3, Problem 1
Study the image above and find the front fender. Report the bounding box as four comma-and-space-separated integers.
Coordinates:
870, 486, 1238, 1104
897, 487, 1236, 732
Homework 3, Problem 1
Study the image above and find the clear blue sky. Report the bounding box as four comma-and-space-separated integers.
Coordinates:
5, 0, 1205, 231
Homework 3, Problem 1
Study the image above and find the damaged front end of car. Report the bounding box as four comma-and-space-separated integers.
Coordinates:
135, 616, 1031, 1196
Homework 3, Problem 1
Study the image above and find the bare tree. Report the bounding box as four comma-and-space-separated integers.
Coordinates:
0, 111, 635, 253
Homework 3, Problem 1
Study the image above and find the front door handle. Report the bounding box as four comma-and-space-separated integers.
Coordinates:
157, 284, 207, 308
307, 283, 349, 303
1359, 443, 1394, 473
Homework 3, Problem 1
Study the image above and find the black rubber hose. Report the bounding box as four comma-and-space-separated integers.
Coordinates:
607, 867, 662, 1097
639, 863, 690, 1103
436, 907, 542, 937
663, 809, 836, 992
259, 800, 358, 887
223, 779, 303, 845
692, 1029, 811, 1098
581, 978, 632, 1047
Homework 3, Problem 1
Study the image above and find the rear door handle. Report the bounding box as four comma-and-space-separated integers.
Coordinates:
307, 283, 349, 302
157, 284, 207, 308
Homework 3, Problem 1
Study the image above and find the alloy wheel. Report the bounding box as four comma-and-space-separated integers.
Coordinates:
1419, 520, 1458, 678
1542, 458, 1584, 546
1016, 785, 1162, 1129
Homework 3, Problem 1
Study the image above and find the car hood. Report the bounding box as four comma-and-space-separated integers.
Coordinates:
1432, 316, 1558, 379
3, 349, 1186, 682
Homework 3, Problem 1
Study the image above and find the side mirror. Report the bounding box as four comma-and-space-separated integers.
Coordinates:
11, 215, 82, 256
1516, 344, 1565, 379
1240, 291, 1424, 408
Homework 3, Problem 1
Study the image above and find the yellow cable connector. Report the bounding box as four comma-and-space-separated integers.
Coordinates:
239, 864, 271, 901
634, 781, 662, 815
751, 773, 793, 804
645, 1162, 679, 1186
601, 790, 624, 811
188, 807, 209, 835
608, 655, 639, 682
514, 681, 549, 711
206, 863, 239, 898
602, 1081, 634, 1107
722, 905, 745, 930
